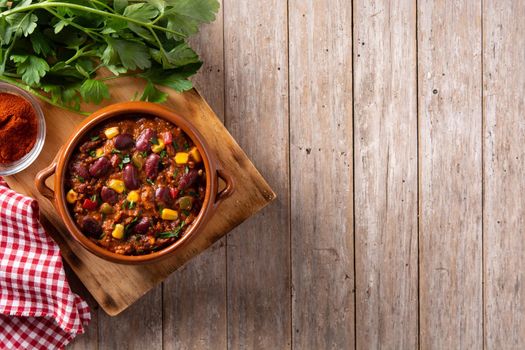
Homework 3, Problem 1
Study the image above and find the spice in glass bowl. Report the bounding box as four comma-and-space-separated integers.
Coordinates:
0, 92, 38, 164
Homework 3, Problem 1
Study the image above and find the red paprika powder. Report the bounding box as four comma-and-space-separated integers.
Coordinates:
0, 92, 38, 164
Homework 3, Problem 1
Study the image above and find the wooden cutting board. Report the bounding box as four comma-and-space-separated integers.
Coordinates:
4, 77, 276, 316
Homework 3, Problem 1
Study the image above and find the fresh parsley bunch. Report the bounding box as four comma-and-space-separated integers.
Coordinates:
0, 0, 219, 114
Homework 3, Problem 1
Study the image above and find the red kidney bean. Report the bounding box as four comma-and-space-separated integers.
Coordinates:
101, 186, 118, 204
134, 217, 151, 235
145, 153, 160, 179
136, 128, 156, 152
162, 131, 172, 144
81, 216, 102, 238
89, 157, 110, 177
123, 164, 140, 190
73, 162, 90, 179
155, 186, 172, 206
178, 169, 199, 190
113, 133, 135, 149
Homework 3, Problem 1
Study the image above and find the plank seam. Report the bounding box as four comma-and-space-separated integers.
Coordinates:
286, 0, 293, 348
350, 0, 357, 349
480, 0, 485, 348
161, 282, 164, 349
415, 0, 421, 348
222, 1, 229, 349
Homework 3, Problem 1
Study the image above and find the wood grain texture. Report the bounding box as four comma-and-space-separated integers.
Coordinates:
288, 1, 354, 349
353, 0, 418, 349
98, 287, 163, 350
224, 0, 291, 348
418, 0, 482, 348
11, 2, 525, 349
6, 85, 275, 317
483, 1, 525, 348
64, 264, 99, 350
163, 3, 227, 348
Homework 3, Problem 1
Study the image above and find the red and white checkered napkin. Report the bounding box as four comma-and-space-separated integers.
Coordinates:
0, 178, 90, 350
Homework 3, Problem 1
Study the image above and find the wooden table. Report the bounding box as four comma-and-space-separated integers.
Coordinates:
66, 0, 524, 348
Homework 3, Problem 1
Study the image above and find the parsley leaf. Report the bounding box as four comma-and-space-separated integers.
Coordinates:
164, 0, 220, 38
140, 65, 200, 92
11, 54, 49, 85
123, 3, 159, 22
80, 79, 110, 104
6, 12, 38, 37
117, 154, 130, 170
30, 31, 53, 56
0, 0, 219, 113
107, 38, 151, 70
157, 222, 186, 239
140, 80, 168, 103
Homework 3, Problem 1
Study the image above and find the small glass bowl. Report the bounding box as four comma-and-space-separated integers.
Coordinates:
0, 82, 46, 176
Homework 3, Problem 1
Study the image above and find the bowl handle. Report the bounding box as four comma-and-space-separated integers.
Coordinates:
215, 168, 234, 209
35, 159, 57, 202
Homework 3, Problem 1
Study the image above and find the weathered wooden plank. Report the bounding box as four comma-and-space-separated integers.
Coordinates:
163, 3, 227, 348
483, 1, 525, 348
65, 265, 98, 350
353, 0, 418, 348
224, 0, 291, 348
98, 287, 163, 349
418, 0, 483, 348
288, 1, 354, 349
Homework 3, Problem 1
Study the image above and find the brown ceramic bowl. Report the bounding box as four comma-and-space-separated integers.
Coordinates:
35, 102, 234, 264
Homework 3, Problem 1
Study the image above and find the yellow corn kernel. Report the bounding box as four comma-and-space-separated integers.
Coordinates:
104, 127, 120, 139
127, 190, 139, 202
175, 152, 189, 164
161, 208, 178, 220
149, 237, 156, 245
189, 147, 202, 162
66, 189, 78, 203
95, 148, 104, 158
151, 139, 165, 153
107, 179, 125, 193
111, 224, 125, 239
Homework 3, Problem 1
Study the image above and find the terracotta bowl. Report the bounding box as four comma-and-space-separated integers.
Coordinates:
35, 102, 234, 264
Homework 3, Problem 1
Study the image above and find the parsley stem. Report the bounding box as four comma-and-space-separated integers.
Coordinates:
0, 75, 90, 116
64, 43, 95, 65
88, 0, 115, 13
1, 2, 186, 37
148, 27, 169, 58
0, 32, 18, 73
99, 73, 137, 81
2, 72, 20, 78
45, 8, 104, 42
